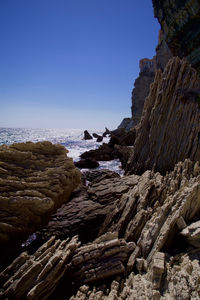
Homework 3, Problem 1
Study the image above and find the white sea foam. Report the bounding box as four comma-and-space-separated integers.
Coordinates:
0, 128, 122, 174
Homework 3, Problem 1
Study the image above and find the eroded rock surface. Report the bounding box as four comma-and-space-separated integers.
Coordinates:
0, 236, 80, 300
153, 0, 200, 75
0, 142, 81, 247
37, 173, 136, 243
126, 57, 200, 175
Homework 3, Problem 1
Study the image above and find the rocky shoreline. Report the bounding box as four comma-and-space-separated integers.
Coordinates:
0, 1, 200, 299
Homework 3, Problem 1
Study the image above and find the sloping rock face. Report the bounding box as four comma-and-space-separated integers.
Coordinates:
0, 236, 80, 300
37, 174, 137, 243
126, 57, 200, 175
152, 0, 200, 75
71, 159, 200, 300
0, 142, 81, 247
0, 160, 199, 299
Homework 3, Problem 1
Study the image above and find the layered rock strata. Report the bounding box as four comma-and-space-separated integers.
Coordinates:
153, 0, 200, 75
0, 142, 81, 247
37, 173, 137, 243
71, 159, 200, 299
0, 159, 199, 299
0, 236, 80, 300
126, 57, 200, 175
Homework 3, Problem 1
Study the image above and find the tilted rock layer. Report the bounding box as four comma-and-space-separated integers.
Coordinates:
0, 141, 81, 246
0, 159, 200, 299
126, 57, 200, 175
71, 159, 200, 299
152, 0, 200, 75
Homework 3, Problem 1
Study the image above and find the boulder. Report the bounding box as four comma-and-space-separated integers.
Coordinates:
81, 143, 115, 161
96, 135, 103, 142
0, 142, 81, 248
83, 130, 93, 140
75, 158, 99, 169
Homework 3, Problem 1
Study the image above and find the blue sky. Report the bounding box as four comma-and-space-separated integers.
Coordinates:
0, 0, 160, 130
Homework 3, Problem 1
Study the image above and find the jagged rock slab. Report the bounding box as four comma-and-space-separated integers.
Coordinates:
37, 174, 137, 243
100, 160, 200, 266
0, 236, 80, 300
71, 249, 200, 300
70, 236, 135, 284
181, 220, 200, 247
0, 142, 81, 247
153, 0, 200, 75
126, 57, 200, 175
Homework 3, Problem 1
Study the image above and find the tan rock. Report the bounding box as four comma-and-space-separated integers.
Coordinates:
126, 57, 200, 175
0, 141, 81, 247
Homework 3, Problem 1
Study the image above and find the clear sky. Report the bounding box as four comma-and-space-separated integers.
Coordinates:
0, 0, 160, 130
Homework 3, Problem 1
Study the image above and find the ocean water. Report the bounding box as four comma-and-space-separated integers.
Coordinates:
0, 127, 123, 174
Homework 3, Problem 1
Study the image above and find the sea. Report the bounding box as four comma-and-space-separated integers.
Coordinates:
0, 127, 123, 175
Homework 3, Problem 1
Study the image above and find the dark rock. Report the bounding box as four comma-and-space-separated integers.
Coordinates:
152, 0, 200, 75
84, 169, 120, 184
102, 127, 110, 137
96, 135, 103, 142
118, 118, 135, 131
75, 158, 99, 169
83, 130, 93, 140
81, 143, 115, 161
131, 58, 156, 127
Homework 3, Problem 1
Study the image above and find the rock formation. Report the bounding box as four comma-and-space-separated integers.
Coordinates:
71, 159, 200, 299
83, 130, 93, 140
1, 159, 199, 299
118, 30, 172, 131
0, 142, 81, 248
126, 57, 200, 175
152, 0, 200, 75
37, 172, 137, 243
0, 236, 80, 300
131, 58, 156, 127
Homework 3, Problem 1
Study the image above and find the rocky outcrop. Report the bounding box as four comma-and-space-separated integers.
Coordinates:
0, 159, 199, 299
71, 159, 200, 300
155, 30, 173, 71
83, 130, 93, 140
75, 158, 99, 169
126, 57, 200, 175
131, 58, 156, 127
152, 0, 200, 75
72, 250, 200, 300
37, 174, 137, 243
0, 142, 81, 247
117, 118, 135, 131
0, 236, 80, 300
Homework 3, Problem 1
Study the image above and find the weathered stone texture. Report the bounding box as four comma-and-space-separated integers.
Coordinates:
126, 57, 200, 175
0, 236, 80, 300
0, 142, 81, 246
131, 59, 155, 127
152, 0, 200, 74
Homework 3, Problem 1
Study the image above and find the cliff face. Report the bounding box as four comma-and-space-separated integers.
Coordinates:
126, 57, 200, 175
131, 58, 156, 127
119, 31, 172, 131
152, 0, 200, 75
